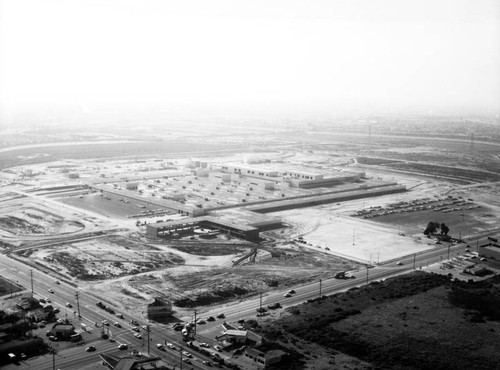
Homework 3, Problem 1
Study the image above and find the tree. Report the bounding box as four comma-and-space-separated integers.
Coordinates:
441, 223, 449, 236
424, 222, 440, 236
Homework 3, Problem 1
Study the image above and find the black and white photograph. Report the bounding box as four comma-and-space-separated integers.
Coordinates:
0, 1, 499, 369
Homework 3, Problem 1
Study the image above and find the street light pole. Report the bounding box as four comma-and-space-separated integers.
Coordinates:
319, 279, 322, 298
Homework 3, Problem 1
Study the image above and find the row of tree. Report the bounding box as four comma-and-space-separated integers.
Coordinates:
424, 221, 449, 236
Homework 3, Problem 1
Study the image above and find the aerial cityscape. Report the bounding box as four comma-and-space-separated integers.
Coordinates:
0, 1, 499, 370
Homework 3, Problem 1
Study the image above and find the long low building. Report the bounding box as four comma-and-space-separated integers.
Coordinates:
146, 215, 262, 241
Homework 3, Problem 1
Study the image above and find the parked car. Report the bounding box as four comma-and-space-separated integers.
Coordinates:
116, 313, 124, 319
54, 280, 60, 285
134, 333, 142, 339
199, 342, 210, 348
166, 343, 176, 350
182, 351, 192, 358
118, 344, 128, 350
156, 343, 165, 350
183, 358, 192, 364
65, 302, 72, 308
48, 289, 54, 293
113, 322, 121, 328
213, 345, 222, 352
131, 326, 140, 332
102, 320, 109, 326
203, 360, 213, 366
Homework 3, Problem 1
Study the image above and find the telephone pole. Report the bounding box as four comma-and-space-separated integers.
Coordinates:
413, 254, 416, 269
193, 310, 197, 335
75, 292, 81, 318
366, 265, 369, 285
146, 325, 150, 354
30, 270, 34, 297
319, 279, 322, 298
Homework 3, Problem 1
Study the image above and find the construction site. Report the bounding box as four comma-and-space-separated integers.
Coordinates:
0, 144, 499, 321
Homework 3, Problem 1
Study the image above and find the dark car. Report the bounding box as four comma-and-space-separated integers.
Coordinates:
86, 345, 96, 352
207, 316, 215, 322
216, 313, 225, 319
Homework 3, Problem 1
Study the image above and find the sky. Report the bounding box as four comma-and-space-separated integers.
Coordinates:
0, 0, 499, 122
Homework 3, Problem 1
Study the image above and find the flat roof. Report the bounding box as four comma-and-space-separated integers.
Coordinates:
148, 215, 257, 232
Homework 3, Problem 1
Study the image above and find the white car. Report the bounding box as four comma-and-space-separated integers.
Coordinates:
48, 289, 54, 294
156, 343, 165, 350
283, 293, 292, 298
166, 343, 176, 350
182, 351, 192, 358
134, 333, 142, 339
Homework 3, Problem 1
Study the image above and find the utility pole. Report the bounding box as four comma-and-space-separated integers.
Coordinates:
319, 279, 322, 298
50, 347, 56, 370
413, 254, 416, 269
193, 310, 197, 336
259, 292, 263, 311
146, 325, 150, 355
366, 265, 369, 285
180, 345, 183, 370
75, 292, 81, 318
447, 244, 451, 259
30, 270, 34, 297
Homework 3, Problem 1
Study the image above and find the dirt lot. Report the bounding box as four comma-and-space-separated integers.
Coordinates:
255, 271, 500, 370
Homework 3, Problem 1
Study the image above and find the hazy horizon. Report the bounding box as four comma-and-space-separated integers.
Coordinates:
1, 0, 499, 126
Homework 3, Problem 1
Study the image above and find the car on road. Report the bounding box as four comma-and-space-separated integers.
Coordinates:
267, 302, 281, 309
48, 289, 54, 293
134, 333, 142, 339
183, 358, 192, 364
116, 313, 124, 319
166, 343, 176, 350
199, 342, 210, 348
65, 302, 72, 308
207, 316, 215, 322
196, 319, 206, 325
182, 351, 192, 358
397, 261, 404, 265
85, 346, 96, 352
130, 319, 139, 326
102, 320, 109, 326
118, 344, 128, 350
54, 280, 60, 285
216, 313, 225, 319
288, 289, 296, 294
283, 293, 292, 298
113, 322, 121, 328
213, 345, 222, 352
203, 360, 213, 366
